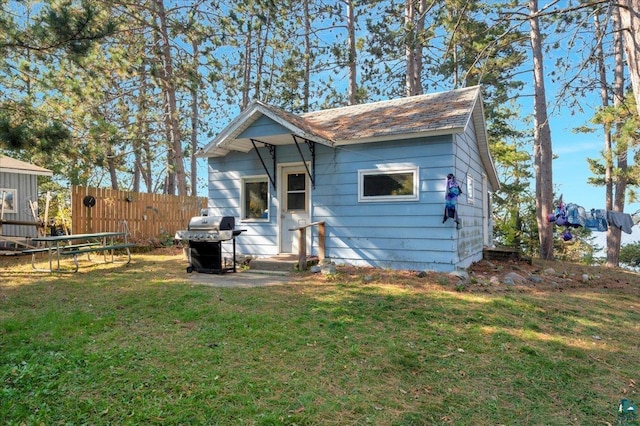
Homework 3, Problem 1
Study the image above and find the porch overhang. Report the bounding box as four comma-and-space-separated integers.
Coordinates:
248, 135, 317, 191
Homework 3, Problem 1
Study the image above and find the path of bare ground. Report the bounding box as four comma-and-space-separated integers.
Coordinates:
296, 257, 640, 295
465, 257, 640, 294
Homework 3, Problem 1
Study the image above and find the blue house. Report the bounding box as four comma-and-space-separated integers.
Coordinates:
197, 86, 500, 272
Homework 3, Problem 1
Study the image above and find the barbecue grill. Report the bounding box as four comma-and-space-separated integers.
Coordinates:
175, 209, 243, 274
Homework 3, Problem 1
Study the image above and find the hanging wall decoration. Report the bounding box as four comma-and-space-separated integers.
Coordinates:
442, 173, 462, 229
83, 195, 96, 208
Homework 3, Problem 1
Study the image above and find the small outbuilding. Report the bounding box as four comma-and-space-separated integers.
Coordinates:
197, 86, 500, 272
0, 155, 52, 246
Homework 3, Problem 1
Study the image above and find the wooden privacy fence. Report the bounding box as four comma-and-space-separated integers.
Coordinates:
71, 186, 207, 244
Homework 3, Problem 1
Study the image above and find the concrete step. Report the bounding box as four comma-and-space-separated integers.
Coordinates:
248, 255, 319, 272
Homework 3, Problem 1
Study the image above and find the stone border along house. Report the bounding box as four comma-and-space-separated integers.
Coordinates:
0, 155, 53, 248
197, 85, 500, 272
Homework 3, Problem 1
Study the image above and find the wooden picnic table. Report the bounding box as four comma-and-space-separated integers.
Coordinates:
25, 232, 135, 273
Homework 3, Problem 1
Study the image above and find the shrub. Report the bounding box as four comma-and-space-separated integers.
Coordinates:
619, 242, 640, 267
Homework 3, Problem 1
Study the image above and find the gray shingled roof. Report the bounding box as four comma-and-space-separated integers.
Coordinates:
0, 155, 53, 176
201, 86, 481, 150
300, 86, 479, 142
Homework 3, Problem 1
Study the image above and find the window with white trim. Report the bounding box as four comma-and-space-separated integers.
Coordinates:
241, 176, 269, 221
358, 167, 419, 202
467, 174, 475, 205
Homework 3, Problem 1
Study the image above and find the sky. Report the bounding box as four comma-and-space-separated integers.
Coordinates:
196, 0, 640, 224
519, 0, 640, 221
547, 104, 640, 217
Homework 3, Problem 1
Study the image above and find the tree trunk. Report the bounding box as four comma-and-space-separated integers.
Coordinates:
606, 5, 627, 267
618, 0, 640, 119
153, 0, 187, 195
254, 16, 269, 102
241, 19, 253, 109
303, 0, 311, 111
404, 0, 426, 96
347, 0, 357, 105
107, 147, 119, 191
593, 14, 612, 212
529, 0, 554, 260
190, 38, 200, 197
133, 58, 149, 193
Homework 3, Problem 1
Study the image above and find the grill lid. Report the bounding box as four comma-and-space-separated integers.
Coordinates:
174, 215, 237, 242
187, 215, 235, 231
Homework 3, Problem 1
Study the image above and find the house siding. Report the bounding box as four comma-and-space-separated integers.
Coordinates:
202, 89, 499, 273
237, 115, 291, 139
0, 172, 40, 237
206, 134, 480, 272
453, 118, 489, 269
206, 144, 318, 257
313, 136, 460, 271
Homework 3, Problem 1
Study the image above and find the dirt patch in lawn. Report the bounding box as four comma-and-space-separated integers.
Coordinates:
296, 257, 640, 295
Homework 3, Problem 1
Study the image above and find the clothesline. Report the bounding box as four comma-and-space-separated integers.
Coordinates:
551, 203, 635, 234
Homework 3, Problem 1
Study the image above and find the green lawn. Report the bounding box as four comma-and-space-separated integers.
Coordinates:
1, 251, 639, 425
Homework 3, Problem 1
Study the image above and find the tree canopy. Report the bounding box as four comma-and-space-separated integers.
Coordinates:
1, 0, 638, 260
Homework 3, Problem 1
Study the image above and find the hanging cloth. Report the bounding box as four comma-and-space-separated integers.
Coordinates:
585, 209, 608, 232
607, 211, 634, 234
442, 174, 462, 227
565, 203, 587, 228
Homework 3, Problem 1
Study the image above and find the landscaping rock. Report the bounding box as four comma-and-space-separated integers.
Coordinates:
321, 264, 337, 275
450, 270, 469, 282
480, 260, 496, 269
504, 271, 527, 285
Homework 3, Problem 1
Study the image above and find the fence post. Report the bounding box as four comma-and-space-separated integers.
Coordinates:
297, 227, 307, 271
318, 222, 325, 261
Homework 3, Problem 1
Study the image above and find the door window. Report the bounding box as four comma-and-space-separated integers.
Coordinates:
286, 173, 306, 211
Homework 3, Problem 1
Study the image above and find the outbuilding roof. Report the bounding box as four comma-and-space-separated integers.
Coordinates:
0, 155, 53, 176
300, 86, 481, 143
198, 86, 499, 189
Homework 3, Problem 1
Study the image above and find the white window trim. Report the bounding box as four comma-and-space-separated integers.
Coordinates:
358, 167, 419, 202
467, 174, 475, 205
0, 188, 17, 214
240, 175, 270, 222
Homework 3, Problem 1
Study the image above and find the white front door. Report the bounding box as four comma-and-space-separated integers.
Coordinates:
280, 165, 310, 254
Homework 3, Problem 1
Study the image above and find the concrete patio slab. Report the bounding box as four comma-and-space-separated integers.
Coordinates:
187, 270, 292, 288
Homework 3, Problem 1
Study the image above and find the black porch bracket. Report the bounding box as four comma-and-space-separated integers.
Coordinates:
292, 135, 316, 189
250, 139, 276, 189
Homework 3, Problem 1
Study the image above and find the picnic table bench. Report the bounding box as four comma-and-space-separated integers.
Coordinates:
26, 232, 135, 273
